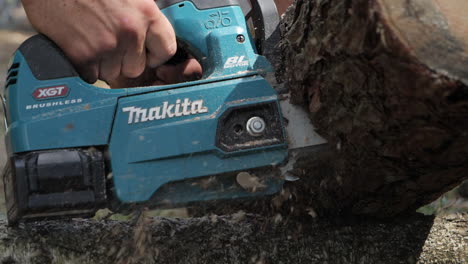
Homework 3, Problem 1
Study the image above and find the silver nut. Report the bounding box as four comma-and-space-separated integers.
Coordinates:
246, 117, 266, 136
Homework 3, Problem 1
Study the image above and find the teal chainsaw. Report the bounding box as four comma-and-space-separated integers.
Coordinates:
1, 0, 326, 225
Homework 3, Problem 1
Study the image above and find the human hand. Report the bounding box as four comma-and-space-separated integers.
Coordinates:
22, 0, 176, 83
108, 55, 203, 88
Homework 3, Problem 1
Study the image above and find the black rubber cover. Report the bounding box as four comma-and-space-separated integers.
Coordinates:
157, 0, 241, 10
18, 34, 78, 80
4, 149, 106, 225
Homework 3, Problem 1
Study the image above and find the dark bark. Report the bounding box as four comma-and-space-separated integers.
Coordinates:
0, 213, 466, 264
277, 0, 468, 217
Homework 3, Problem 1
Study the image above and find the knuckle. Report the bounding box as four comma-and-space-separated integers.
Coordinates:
154, 42, 177, 64
97, 35, 118, 53
118, 16, 145, 46
139, 0, 158, 17
68, 46, 93, 65
119, 16, 139, 35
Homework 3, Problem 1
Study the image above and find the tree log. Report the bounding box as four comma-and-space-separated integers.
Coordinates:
1, 1, 468, 263
276, 0, 468, 217
0, 213, 466, 264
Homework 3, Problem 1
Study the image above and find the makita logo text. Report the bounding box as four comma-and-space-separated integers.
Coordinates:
122, 98, 208, 124
224, 56, 248, 69
33, 85, 69, 100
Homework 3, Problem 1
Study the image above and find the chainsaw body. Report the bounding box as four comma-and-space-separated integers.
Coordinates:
2, 0, 325, 224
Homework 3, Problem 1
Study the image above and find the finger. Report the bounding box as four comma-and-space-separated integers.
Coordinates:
108, 67, 161, 88
120, 19, 146, 78
145, 8, 177, 68
155, 64, 180, 84
180, 58, 203, 81
99, 53, 123, 83
77, 62, 99, 84
122, 46, 146, 78
156, 58, 202, 84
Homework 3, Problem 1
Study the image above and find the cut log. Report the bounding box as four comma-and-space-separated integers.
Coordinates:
275, 0, 468, 217
0, 214, 466, 264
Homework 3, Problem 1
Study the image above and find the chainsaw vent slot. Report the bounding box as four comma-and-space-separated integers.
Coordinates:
8, 62, 19, 72
5, 78, 17, 89
5, 63, 20, 89
6, 70, 18, 81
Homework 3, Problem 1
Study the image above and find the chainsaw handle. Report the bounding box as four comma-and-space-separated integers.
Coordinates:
158, 0, 276, 78
17, 34, 78, 81
16, 0, 279, 83
157, 0, 280, 54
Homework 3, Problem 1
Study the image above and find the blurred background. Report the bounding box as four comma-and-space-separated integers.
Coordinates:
0, 1, 466, 221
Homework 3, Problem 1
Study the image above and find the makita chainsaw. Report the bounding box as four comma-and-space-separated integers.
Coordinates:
1, 0, 326, 225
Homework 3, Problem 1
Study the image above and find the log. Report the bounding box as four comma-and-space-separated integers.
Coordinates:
275, 0, 468, 217
1, 1, 468, 263
0, 213, 466, 264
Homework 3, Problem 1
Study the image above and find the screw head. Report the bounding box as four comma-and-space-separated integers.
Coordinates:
236, 34, 245, 43
246, 117, 266, 136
